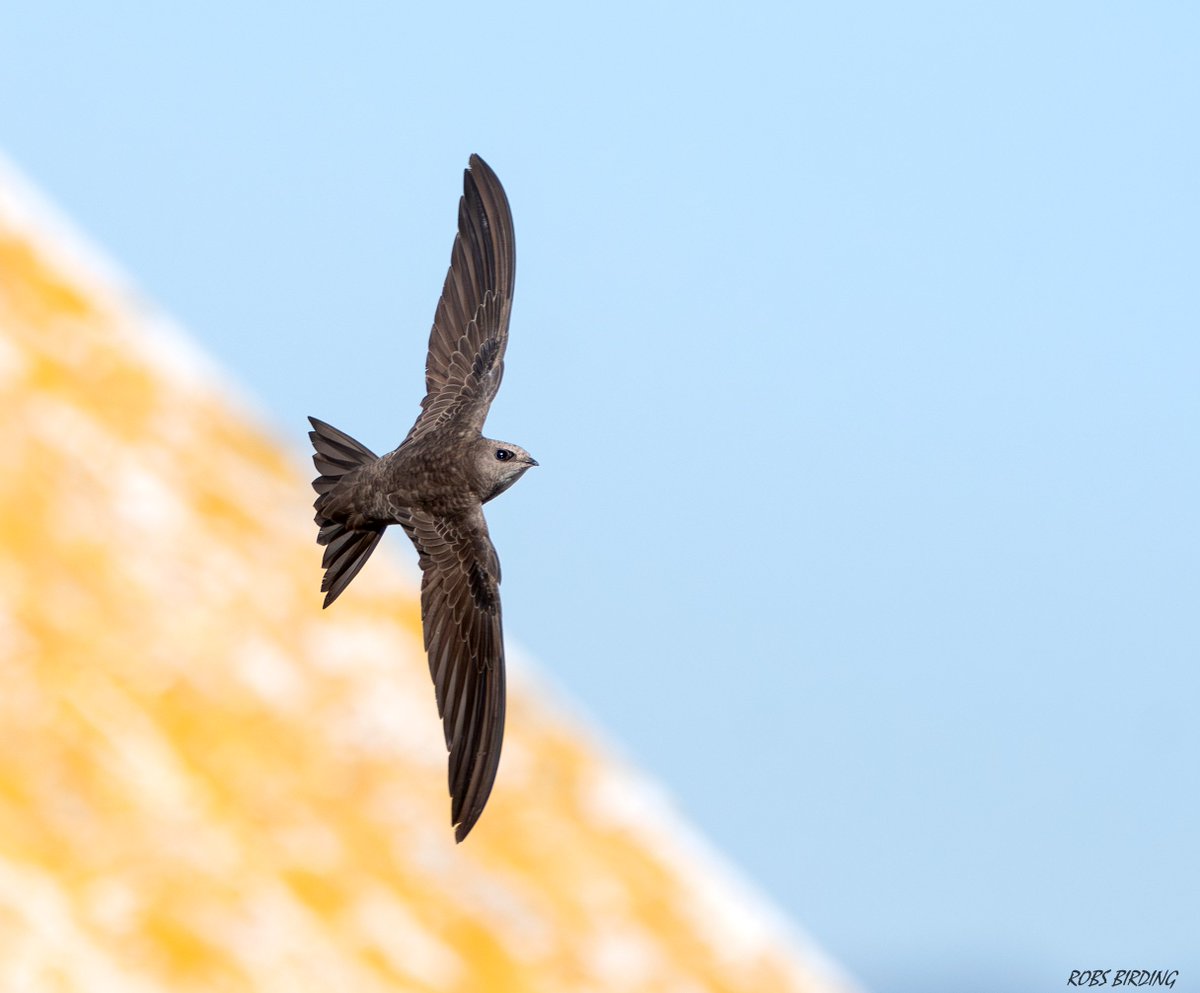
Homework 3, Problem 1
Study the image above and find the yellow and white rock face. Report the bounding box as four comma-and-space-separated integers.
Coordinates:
0, 156, 854, 993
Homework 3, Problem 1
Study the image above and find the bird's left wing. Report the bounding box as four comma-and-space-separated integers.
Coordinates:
404, 154, 515, 447
391, 503, 506, 841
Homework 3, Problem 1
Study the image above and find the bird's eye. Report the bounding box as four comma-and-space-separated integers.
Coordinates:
495, 449, 513, 461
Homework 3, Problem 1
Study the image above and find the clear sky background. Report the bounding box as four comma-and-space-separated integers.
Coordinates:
3, 4, 1197, 991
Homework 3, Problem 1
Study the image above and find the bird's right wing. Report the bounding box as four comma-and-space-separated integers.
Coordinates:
404, 155, 516, 447
391, 503, 506, 842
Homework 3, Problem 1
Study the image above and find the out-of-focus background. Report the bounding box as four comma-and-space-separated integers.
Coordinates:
1, 3, 1197, 991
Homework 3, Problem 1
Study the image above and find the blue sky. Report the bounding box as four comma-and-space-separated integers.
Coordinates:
3, 3, 1198, 990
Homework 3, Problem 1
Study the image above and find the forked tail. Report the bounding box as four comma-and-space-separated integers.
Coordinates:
308, 416, 385, 608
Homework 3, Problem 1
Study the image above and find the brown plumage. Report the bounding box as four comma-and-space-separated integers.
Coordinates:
308, 155, 536, 842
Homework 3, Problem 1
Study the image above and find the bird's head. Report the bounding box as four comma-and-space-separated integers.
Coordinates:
471, 438, 538, 503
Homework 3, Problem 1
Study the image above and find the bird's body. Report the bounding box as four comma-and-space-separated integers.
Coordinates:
321, 435, 532, 528
307, 155, 535, 842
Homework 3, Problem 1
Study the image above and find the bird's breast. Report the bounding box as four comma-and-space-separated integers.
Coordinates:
379, 447, 476, 518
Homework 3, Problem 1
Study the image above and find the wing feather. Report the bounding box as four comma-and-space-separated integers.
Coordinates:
393, 505, 506, 841
405, 155, 515, 445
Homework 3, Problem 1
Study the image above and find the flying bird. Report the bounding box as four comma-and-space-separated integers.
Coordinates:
307, 154, 536, 842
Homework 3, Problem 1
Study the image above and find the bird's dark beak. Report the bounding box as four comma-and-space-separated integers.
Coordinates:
526, 457, 539, 467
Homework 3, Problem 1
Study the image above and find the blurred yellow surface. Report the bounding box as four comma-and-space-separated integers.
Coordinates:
0, 159, 852, 993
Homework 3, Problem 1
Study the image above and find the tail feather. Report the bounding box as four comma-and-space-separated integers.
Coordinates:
308, 416, 385, 608
318, 524, 384, 606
